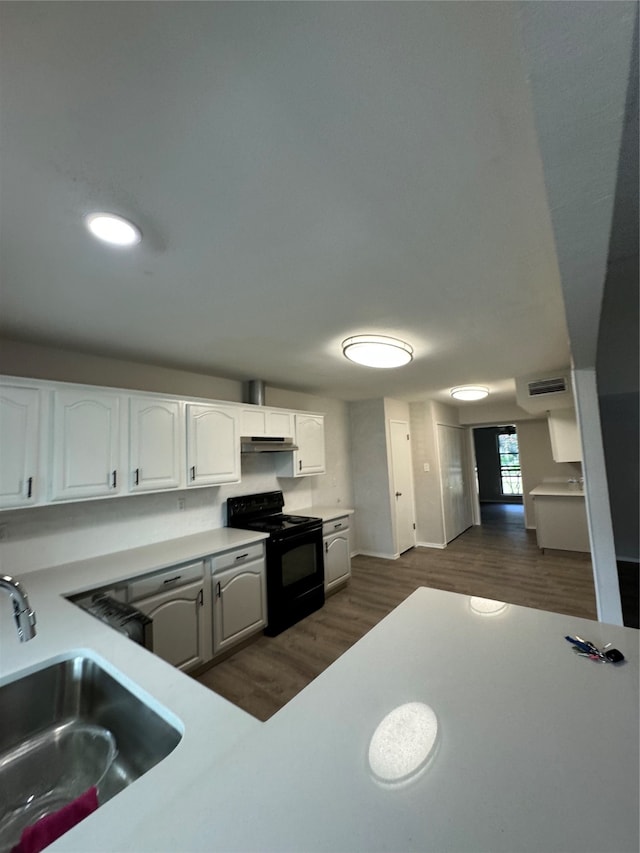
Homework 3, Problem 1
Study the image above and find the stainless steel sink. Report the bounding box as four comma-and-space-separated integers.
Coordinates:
0, 654, 182, 851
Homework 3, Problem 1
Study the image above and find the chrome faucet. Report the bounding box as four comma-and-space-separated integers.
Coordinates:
1, 575, 37, 642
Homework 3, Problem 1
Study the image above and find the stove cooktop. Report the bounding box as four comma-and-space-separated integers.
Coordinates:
238, 513, 321, 534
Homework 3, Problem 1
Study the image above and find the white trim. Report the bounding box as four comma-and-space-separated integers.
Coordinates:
572, 368, 622, 625
415, 541, 446, 550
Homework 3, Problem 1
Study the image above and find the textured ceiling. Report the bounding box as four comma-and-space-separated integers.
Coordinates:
0, 1, 634, 403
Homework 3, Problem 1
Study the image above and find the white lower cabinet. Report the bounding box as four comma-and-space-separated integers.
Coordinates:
323, 517, 351, 592
211, 543, 266, 655
129, 561, 211, 672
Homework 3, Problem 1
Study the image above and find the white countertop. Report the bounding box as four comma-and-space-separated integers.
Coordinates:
530, 483, 585, 497
294, 504, 354, 522
2, 540, 638, 853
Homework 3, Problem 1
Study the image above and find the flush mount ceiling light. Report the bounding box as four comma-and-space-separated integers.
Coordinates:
342, 335, 413, 368
450, 385, 489, 402
85, 213, 142, 247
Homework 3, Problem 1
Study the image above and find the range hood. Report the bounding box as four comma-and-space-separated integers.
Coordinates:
241, 436, 298, 453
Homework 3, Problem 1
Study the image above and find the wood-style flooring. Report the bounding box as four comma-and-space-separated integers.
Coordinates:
194, 504, 596, 721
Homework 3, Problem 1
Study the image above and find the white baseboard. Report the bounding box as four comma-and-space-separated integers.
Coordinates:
416, 541, 446, 550
356, 549, 400, 560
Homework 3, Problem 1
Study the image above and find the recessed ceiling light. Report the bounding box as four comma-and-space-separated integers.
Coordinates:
450, 385, 489, 401
342, 335, 413, 368
85, 213, 141, 247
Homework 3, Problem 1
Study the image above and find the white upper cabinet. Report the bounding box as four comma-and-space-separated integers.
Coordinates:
51, 388, 121, 501
240, 407, 294, 439
277, 413, 326, 477
129, 397, 182, 492
0, 384, 41, 508
186, 403, 240, 486
548, 408, 583, 463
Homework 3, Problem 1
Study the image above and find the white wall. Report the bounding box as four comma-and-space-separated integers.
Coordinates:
349, 399, 395, 558
0, 340, 352, 576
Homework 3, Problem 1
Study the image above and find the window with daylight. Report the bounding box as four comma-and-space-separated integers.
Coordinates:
497, 429, 522, 496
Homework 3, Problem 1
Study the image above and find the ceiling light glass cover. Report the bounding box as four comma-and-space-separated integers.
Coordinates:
85, 213, 142, 247
450, 385, 489, 401
342, 335, 413, 368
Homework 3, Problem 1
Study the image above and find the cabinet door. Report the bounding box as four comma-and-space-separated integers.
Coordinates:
0, 385, 40, 508
186, 404, 240, 486
130, 397, 182, 492
324, 529, 351, 591
51, 389, 120, 501
213, 561, 266, 655
135, 579, 208, 671
295, 414, 325, 475
548, 408, 583, 462
266, 410, 294, 437
240, 408, 294, 438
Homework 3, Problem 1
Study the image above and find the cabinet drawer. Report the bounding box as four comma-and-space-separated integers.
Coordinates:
211, 542, 264, 572
322, 517, 349, 536
128, 560, 204, 601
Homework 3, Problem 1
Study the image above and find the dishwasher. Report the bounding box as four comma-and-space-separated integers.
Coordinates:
69, 588, 153, 650
126, 560, 209, 672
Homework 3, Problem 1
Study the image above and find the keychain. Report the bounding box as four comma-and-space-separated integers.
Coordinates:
565, 635, 625, 663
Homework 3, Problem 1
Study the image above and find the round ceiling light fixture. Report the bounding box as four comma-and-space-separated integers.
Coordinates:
85, 212, 142, 247
342, 335, 413, 369
450, 385, 489, 402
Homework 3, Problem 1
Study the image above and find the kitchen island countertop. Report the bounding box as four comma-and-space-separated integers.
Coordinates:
1, 542, 638, 853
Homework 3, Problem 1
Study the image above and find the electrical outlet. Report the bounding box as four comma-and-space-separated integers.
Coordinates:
177, 498, 185, 511
0, 524, 7, 541
423, 462, 430, 472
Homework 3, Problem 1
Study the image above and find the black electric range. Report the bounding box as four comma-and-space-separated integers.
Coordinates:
227, 491, 324, 635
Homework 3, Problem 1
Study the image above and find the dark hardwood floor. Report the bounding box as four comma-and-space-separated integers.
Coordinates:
194, 504, 596, 721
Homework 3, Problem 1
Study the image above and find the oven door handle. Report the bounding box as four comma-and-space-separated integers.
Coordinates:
270, 526, 322, 547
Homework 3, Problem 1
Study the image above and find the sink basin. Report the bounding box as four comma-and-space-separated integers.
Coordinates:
0, 654, 182, 851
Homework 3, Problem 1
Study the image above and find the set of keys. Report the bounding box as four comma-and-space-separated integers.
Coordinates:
565, 635, 625, 663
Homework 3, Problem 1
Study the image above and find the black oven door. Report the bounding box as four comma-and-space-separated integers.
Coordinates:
265, 527, 324, 635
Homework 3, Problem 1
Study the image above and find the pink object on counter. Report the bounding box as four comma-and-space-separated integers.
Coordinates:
10, 786, 98, 853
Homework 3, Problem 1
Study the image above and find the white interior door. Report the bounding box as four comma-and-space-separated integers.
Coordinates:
389, 420, 416, 554
438, 424, 473, 543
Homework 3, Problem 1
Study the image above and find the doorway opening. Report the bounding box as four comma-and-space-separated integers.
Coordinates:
472, 425, 524, 531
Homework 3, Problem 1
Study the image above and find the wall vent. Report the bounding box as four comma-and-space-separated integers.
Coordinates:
527, 377, 567, 397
